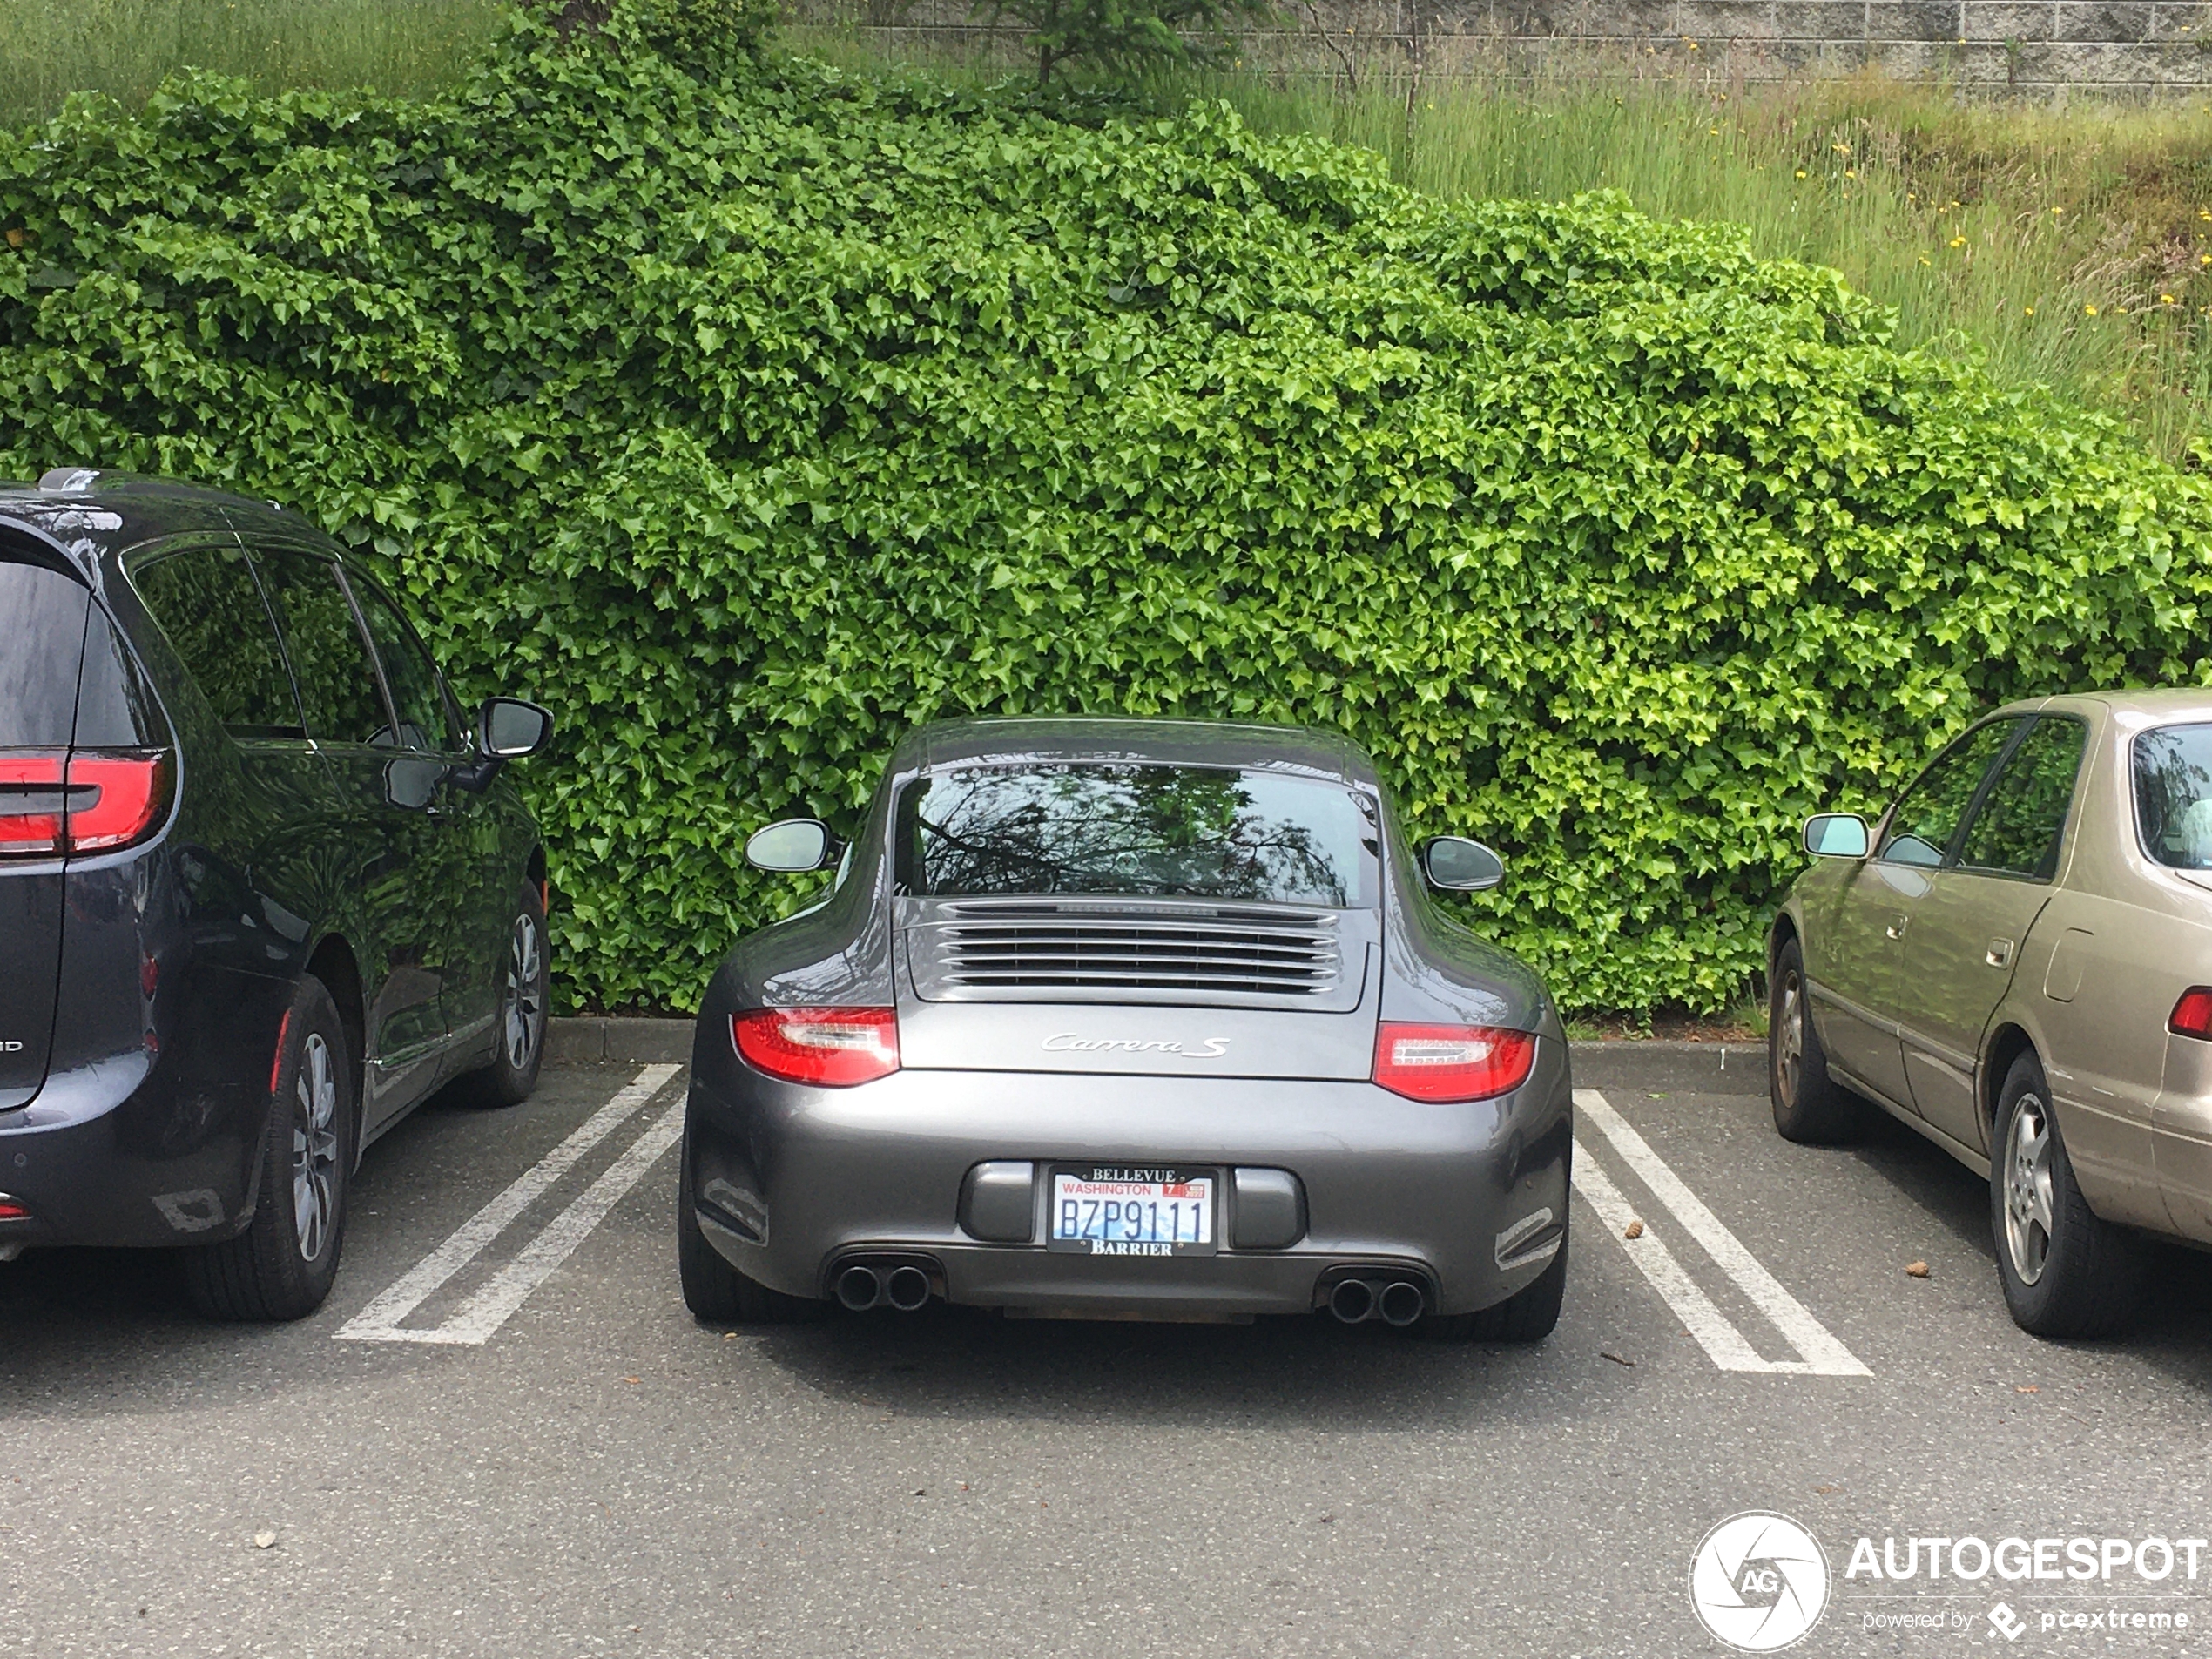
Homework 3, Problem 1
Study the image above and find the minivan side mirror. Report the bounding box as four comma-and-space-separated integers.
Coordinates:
745, 819, 837, 873
479, 697, 554, 759
1803, 813, 1871, 859
1421, 835, 1505, 892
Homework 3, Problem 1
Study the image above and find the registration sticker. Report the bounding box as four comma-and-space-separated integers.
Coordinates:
1048, 1165, 1217, 1257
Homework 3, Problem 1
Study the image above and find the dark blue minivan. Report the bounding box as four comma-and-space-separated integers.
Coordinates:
1, 470, 553, 1318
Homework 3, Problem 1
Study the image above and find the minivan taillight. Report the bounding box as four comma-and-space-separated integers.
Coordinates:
0, 751, 170, 859
2171, 988, 2212, 1040
0, 754, 67, 856
1372, 1022, 1536, 1102
65, 751, 172, 853
733, 1008, 900, 1087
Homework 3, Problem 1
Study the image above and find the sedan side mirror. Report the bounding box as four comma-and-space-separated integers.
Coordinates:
745, 818, 838, 873
479, 697, 554, 759
1421, 835, 1505, 892
1803, 813, 1870, 859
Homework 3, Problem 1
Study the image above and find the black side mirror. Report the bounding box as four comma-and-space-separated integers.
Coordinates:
1421, 835, 1505, 892
745, 819, 838, 873
480, 697, 554, 759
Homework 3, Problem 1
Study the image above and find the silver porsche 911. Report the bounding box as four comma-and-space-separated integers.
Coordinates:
677, 718, 1573, 1339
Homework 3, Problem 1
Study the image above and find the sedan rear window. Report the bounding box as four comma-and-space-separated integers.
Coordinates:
895, 764, 1379, 907
2134, 723, 2212, 867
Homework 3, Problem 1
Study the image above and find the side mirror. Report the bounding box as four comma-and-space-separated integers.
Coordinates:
745, 818, 837, 873
1421, 835, 1505, 892
479, 697, 553, 759
1803, 813, 1870, 859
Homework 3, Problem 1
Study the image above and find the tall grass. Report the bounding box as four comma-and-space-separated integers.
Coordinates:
1197, 71, 2212, 458
794, 25, 2212, 456
0, 0, 505, 125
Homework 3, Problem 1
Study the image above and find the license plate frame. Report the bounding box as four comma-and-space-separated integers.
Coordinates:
1047, 1164, 1218, 1258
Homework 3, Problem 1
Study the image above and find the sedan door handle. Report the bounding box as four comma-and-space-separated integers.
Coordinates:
1885, 915, 1909, 941
1986, 938, 2015, 968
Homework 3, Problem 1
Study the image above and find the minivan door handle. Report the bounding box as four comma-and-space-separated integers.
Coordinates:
1986, 938, 2015, 968
1885, 915, 1909, 941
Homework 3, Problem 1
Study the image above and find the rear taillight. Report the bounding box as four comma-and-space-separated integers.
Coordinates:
65, 752, 171, 853
733, 1008, 900, 1087
0, 750, 171, 860
0, 753, 67, 856
2171, 988, 2212, 1040
1372, 1022, 1537, 1103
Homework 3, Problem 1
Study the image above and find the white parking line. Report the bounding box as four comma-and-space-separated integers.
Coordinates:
1575, 1088, 1871, 1378
1569, 1144, 1779, 1373
337, 1062, 682, 1346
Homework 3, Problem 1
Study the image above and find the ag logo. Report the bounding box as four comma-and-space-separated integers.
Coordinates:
1689, 1512, 1830, 1651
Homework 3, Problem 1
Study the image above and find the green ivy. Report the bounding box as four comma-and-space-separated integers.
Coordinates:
3, 7, 2209, 1014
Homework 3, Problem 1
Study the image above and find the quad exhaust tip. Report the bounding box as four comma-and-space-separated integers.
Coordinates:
834, 1260, 936, 1312
1327, 1276, 1426, 1326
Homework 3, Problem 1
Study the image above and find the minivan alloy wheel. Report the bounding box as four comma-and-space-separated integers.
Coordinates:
293, 1032, 341, 1264
504, 914, 545, 1074
2002, 1090, 2056, 1287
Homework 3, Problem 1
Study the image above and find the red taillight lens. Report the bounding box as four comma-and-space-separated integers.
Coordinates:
2172, 988, 2212, 1040
65, 752, 171, 853
1372, 1022, 1537, 1103
733, 1007, 900, 1087
0, 751, 170, 860
0, 753, 67, 856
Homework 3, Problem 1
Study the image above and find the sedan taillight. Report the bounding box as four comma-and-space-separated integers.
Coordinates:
0, 751, 172, 860
1372, 1022, 1536, 1102
733, 1008, 900, 1087
2171, 988, 2212, 1040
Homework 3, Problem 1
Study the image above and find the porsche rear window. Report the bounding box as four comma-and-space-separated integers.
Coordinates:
895, 764, 1379, 907
2135, 723, 2212, 868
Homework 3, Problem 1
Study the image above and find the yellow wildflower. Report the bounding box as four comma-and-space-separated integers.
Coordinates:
2084, 304, 2098, 315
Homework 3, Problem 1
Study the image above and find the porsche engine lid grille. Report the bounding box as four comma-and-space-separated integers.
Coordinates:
920, 900, 1342, 998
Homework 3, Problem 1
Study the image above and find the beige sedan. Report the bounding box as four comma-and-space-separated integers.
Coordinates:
1770, 691, 2212, 1337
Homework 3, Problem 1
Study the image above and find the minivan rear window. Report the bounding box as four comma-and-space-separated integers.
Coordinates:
0, 559, 91, 748
2135, 723, 2212, 867
895, 764, 1379, 907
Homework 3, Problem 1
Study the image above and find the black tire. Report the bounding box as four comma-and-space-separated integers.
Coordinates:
464, 886, 549, 1109
1769, 937, 1867, 1144
1426, 1217, 1568, 1343
1991, 1050, 2145, 1339
183, 975, 354, 1322
677, 1125, 820, 1325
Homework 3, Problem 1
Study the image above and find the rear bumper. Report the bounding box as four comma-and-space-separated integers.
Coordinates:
685, 1035, 1572, 1318
0, 1046, 266, 1251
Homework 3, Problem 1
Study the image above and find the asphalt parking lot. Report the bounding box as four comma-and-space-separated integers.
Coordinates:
6, 1049, 2212, 1658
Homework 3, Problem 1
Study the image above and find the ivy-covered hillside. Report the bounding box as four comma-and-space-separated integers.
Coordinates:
3, 9, 2208, 1012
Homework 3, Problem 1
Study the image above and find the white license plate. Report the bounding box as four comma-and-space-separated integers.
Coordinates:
1049, 1166, 1216, 1257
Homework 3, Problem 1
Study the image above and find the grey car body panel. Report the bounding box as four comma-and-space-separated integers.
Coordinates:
691, 717, 1570, 1319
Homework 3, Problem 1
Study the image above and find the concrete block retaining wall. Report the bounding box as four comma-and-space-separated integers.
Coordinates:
791, 0, 2212, 93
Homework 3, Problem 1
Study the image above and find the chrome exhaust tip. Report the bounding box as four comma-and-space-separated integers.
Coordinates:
885, 1264, 932, 1312
1328, 1278, 1376, 1324
1377, 1279, 1426, 1327
835, 1264, 883, 1312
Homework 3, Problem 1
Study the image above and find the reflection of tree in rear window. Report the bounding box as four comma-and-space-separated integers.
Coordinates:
2136, 724, 2212, 868
897, 765, 1378, 906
